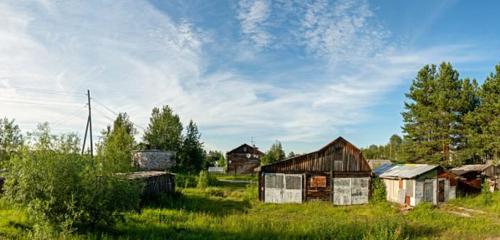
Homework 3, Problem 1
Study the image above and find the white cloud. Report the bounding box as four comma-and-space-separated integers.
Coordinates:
237, 0, 271, 48
0, 0, 487, 153
300, 0, 387, 64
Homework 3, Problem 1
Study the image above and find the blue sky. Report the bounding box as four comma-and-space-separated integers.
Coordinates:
0, 0, 499, 153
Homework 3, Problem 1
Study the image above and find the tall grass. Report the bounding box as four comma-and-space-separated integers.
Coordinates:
1, 181, 499, 239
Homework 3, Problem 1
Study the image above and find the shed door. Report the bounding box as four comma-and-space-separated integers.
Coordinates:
438, 180, 445, 202
423, 181, 433, 202
264, 173, 302, 203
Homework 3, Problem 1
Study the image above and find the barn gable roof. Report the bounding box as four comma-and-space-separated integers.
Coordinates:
260, 137, 371, 173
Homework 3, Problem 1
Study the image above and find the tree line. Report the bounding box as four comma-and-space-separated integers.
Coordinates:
362, 62, 500, 167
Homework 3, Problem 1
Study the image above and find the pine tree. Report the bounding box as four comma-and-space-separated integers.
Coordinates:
467, 64, 500, 162
143, 106, 183, 152
402, 63, 470, 166
402, 64, 439, 163
402, 62, 481, 166
178, 120, 204, 173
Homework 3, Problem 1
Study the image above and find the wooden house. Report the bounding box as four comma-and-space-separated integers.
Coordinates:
226, 144, 264, 175
258, 137, 371, 205
374, 164, 456, 206
450, 164, 499, 194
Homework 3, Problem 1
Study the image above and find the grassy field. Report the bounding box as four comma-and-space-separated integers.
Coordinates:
0, 180, 499, 240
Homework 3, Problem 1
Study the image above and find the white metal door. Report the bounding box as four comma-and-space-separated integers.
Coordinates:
264, 173, 302, 203
283, 174, 303, 203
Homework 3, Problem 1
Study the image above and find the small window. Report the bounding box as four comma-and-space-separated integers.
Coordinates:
286, 176, 301, 190
265, 174, 284, 188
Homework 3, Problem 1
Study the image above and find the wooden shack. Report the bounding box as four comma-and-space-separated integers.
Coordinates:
374, 164, 456, 206
226, 144, 264, 175
258, 137, 371, 205
125, 150, 176, 196
450, 164, 499, 194
126, 171, 175, 196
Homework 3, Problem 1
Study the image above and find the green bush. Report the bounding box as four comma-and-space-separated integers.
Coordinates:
197, 171, 209, 189
371, 177, 387, 203
3, 147, 142, 232
197, 171, 219, 189
481, 180, 492, 206
175, 174, 197, 188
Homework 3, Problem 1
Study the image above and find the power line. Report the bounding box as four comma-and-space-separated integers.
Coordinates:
50, 106, 88, 128
0, 86, 85, 97
0, 98, 84, 107
91, 97, 147, 131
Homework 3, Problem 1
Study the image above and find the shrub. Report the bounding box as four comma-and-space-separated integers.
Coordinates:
371, 177, 387, 203
481, 180, 492, 206
197, 171, 219, 189
197, 171, 209, 189
3, 147, 142, 232
176, 174, 197, 188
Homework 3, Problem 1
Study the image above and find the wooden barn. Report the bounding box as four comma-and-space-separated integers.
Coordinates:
258, 137, 371, 205
227, 144, 264, 175
451, 164, 499, 194
374, 164, 456, 206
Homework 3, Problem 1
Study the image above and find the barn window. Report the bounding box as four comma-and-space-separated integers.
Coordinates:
285, 175, 302, 190
265, 174, 283, 189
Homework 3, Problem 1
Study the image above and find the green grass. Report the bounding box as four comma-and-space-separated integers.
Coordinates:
213, 174, 257, 181
1, 183, 499, 239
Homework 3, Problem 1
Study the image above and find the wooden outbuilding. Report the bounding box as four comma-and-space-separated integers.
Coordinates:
126, 171, 175, 196
374, 164, 456, 206
226, 144, 264, 175
450, 164, 499, 194
258, 137, 371, 205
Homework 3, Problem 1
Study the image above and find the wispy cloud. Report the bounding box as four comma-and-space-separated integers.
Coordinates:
300, 0, 387, 63
237, 0, 272, 48
0, 0, 489, 152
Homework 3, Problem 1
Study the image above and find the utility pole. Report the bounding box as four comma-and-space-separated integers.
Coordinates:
81, 90, 94, 157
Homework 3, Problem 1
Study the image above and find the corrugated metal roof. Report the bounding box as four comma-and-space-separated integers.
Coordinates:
375, 164, 438, 179
450, 164, 492, 176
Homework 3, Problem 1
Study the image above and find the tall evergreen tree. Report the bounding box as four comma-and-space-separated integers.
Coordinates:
143, 106, 183, 152
97, 113, 136, 172
402, 63, 479, 166
178, 120, 204, 173
465, 64, 500, 163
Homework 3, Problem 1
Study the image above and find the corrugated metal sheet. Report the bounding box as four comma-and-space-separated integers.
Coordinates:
450, 164, 493, 176
376, 164, 438, 179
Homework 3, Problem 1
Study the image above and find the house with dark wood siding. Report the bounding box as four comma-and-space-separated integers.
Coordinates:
258, 137, 371, 205
226, 144, 264, 175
